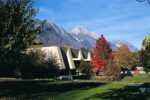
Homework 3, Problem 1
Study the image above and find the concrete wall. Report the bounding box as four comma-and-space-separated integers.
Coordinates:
41, 46, 66, 69
66, 48, 76, 69
29, 46, 92, 70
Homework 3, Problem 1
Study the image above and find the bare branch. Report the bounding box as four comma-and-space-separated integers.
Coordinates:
136, 0, 150, 4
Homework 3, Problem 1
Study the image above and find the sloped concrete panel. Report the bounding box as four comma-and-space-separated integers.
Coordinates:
78, 50, 84, 60
66, 48, 76, 69
41, 46, 66, 69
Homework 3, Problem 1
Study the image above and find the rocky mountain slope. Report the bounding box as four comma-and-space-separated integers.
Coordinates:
36, 20, 138, 52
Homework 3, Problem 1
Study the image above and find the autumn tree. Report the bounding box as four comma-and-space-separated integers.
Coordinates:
90, 35, 113, 74
114, 44, 138, 69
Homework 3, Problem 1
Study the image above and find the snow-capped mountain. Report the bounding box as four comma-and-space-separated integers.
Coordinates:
70, 26, 97, 48
36, 20, 82, 48
71, 25, 98, 39
36, 20, 138, 52
110, 40, 138, 52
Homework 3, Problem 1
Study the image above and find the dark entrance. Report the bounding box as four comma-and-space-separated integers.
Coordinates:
74, 60, 81, 75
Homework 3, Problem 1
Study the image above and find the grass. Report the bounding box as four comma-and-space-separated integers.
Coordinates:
0, 74, 150, 100
120, 74, 150, 83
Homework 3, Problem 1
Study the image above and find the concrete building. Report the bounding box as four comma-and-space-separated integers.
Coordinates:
41, 46, 92, 75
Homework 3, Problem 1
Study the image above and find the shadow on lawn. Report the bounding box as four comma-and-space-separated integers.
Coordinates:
84, 83, 150, 100
0, 80, 106, 99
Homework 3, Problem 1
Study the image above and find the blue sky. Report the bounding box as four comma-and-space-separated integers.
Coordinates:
34, 0, 150, 49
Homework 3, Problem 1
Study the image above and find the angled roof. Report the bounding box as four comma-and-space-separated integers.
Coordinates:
71, 48, 79, 58
82, 50, 88, 59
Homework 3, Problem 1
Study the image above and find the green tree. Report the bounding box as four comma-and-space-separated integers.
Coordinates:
0, 0, 38, 53
0, 0, 40, 76
140, 34, 150, 72
140, 49, 150, 72
142, 33, 150, 51
79, 60, 91, 75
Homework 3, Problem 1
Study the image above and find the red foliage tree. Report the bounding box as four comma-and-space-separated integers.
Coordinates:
90, 35, 113, 73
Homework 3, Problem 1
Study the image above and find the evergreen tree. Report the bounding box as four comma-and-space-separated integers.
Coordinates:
140, 34, 150, 72
142, 33, 150, 51
79, 60, 91, 75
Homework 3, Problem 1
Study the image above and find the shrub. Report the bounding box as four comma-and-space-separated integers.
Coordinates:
19, 48, 59, 79
79, 60, 92, 75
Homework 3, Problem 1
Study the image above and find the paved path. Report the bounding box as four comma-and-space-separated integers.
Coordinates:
0, 78, 53, 82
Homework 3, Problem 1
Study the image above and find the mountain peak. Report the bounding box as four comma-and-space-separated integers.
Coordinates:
71, 25, 88, 34
36, 21, 138, 51
71, 25, 98, 39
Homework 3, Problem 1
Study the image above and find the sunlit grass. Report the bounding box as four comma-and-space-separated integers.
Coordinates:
0, 74, 149, 100
120, 74, 150, 83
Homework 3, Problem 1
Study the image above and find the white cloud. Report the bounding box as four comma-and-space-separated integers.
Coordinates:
38, 7, 54, 16
39, 7, 49, 13
35, 0, 150, 49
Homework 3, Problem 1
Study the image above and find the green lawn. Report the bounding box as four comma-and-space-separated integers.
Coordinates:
0, 74, 150, 100
120, 74, 150, 83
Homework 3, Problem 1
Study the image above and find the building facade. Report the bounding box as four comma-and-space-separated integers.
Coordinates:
41, 46, 92, 75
